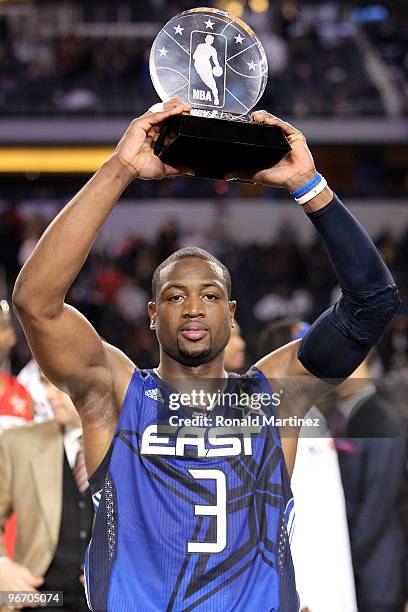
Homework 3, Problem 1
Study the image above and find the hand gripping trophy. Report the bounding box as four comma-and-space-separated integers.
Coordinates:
150, 7, 290, 180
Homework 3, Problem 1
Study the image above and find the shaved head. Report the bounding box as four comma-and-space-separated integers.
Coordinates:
151, 247, 231, 300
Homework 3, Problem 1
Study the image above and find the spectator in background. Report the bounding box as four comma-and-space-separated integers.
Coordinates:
332, 352, 406, 612
115, 276, 148, 323
18, 215, 47, 268
257, 318, 357, 612
224, 321, 246, 373
0, 299, 32, 433
0, 376, 93, 612
0, 299, 33, 564
0, 203, 24, 288
93, 262, 124, 304
156, 219, 179, 262
17, 358, 54, 422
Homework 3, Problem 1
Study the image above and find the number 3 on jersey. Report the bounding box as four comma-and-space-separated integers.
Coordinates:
187, 469, 227, 554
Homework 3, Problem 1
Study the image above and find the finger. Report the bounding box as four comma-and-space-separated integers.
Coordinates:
150, 97, 184, 113
252, 109, 285, 123
142, 103, 191, 128
163, 97, 183, 110
164, 165, 195, 178
251, 111, 304, 143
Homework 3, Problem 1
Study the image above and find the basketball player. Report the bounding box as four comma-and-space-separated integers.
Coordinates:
193, 35, 223, 105
13, 100, 400, 611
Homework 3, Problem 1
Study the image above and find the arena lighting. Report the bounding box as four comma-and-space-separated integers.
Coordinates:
281, 0, 298, 20
217, 0, 244, 18
249, 0, 270, 13
0, 147, 114, 173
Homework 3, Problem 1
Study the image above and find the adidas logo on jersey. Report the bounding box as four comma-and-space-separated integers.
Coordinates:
144, 388, 163, 402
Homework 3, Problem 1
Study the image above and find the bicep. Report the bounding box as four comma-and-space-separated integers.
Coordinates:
16, 303, 109, 398
256, 340, 331, 408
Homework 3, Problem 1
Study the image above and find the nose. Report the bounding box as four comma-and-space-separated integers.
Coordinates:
182, 296, 204, 318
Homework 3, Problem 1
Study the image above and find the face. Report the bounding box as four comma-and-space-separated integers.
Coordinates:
149, 258, 235, 367
41, 377, 81, 428
224, 324, 246, 371
0, 316, 16, 365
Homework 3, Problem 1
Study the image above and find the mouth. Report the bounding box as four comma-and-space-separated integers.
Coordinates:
179, 322, 209, 341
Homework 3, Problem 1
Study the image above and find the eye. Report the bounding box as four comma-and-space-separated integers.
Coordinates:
168, 294, 185, 302
204, 293, 218, 301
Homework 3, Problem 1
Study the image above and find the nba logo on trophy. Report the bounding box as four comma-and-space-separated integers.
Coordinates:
188, 31, 227, 108
149, 8, 291, 182
150, 8, 269, 116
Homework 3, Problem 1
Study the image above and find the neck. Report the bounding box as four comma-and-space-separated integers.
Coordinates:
156, 351, 229, 407
157, 350, 227, 381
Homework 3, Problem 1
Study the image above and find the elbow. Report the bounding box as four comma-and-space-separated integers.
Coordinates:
389, 284, 401, 318
12, 279, 30, 315
376, 283, 401, 332
342, 283, 401, 347
13, 277, 64, 322
12, 278, 47, 320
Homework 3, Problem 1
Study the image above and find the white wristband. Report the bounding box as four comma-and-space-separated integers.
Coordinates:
0, 556, 10, 564
295, 177, 328, 205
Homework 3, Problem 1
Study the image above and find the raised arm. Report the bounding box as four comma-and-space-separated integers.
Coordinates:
13, 101, 191, 467
227, 111, 400, 472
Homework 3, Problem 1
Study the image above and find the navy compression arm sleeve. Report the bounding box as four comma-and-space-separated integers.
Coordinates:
297, 194, 400, 380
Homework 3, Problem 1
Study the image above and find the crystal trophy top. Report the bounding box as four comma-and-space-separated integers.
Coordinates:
150, 7, 268, 116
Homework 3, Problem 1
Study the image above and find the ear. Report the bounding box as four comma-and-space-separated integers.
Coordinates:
229, 300, 236, 324
148, 301, 157, 329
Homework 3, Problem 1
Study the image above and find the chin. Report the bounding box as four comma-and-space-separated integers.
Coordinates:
177, 346, 212, 366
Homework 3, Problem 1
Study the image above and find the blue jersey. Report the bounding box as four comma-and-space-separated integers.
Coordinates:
84, 367, 298, 611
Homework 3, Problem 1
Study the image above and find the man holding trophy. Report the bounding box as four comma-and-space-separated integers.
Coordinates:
12, 8, 399, 612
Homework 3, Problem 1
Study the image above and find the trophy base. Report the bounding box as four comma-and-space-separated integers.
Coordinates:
154, 112, 290, 181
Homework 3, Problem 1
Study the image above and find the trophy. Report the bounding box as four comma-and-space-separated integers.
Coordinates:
150, 7, 290, 180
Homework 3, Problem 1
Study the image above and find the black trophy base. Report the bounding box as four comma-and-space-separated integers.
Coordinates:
154, 112, 290, 181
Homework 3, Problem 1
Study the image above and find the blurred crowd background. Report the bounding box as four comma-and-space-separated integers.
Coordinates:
0, 0, 407, 611
0, 0, 407, 118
